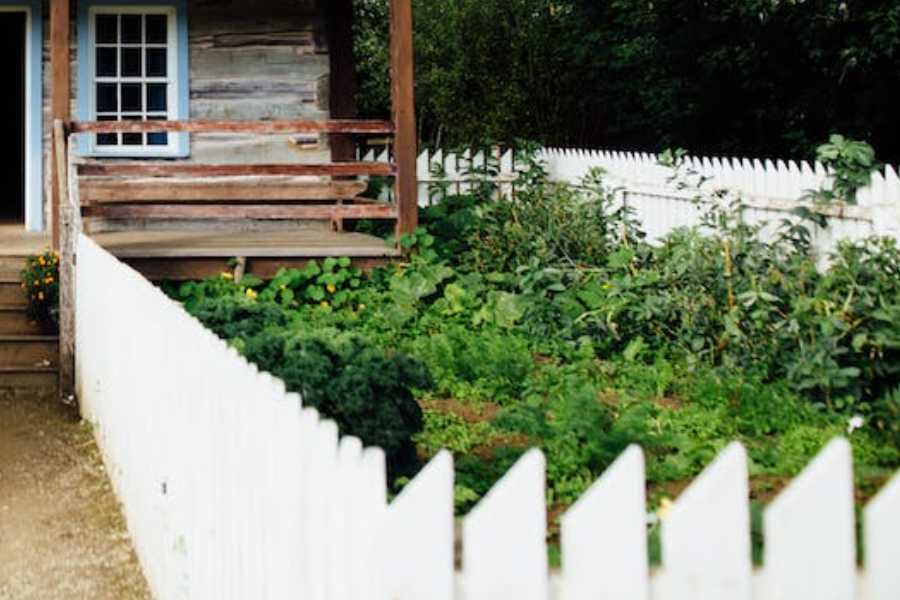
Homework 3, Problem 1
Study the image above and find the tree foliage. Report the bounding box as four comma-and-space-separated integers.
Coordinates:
354, 0, 900, 161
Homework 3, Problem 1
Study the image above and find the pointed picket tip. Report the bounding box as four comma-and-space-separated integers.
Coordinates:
561, 445, 648, 600
862, 472, 900, 600
657, 442, 752, 600
383, 451, 454, 600
764, 437, 855, 600
463, 449, 548, 600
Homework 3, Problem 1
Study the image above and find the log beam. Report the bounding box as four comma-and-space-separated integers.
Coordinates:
68, 119, 394, 135
77, 162, 395, 178
390, 0, 417, 235
50, 0, 71, 250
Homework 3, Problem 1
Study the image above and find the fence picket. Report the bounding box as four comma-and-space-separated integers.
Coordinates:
560, 445, 648, 600
655, 443, 752, 600
862, 474, 900, 600
381, 451, 455, 600
763, 438, 856, 600
462, 449, 548, 600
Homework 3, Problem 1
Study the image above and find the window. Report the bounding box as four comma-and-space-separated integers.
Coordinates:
85, 6, 185, 156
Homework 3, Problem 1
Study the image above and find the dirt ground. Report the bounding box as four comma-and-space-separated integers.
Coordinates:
0, 393, 151, 599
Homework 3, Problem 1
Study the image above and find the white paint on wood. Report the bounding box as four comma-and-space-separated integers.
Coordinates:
861, 473, 900, 600
762, 438, 856, 600
383, 451, 455, 600
560, 445, 648, 600
656, 442, 752, 600
462, 449, 548, 600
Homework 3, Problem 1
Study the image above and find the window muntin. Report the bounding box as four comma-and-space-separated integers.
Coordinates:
90, 8, 177, 152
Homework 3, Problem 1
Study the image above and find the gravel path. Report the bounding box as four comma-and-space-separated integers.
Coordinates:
0, 393, 151, 599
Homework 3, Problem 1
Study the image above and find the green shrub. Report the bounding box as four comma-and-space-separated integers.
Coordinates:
242, 330, 432, 478
190, 296, 291, 341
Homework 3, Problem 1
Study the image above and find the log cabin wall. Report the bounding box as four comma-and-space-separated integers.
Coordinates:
37, 0, 340, 230
188, 0, 331, 164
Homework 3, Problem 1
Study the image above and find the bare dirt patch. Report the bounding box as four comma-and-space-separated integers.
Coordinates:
0, 393, 151, 599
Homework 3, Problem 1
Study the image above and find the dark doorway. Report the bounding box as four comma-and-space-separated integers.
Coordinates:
0, 12, 26, 223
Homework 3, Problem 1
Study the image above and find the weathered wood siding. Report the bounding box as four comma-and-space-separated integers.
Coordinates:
38, 0, 337, 227
188, 0, 332, 163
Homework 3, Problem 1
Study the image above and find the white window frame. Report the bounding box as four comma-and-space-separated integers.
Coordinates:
85, 5, 181, 157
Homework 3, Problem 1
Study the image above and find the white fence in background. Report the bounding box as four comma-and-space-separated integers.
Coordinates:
362, 147, 900, 258
76, 234, 900, 599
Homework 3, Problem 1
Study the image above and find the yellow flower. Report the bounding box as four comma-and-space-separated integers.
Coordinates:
245, 289, 258, 300
358, 303, 367, 311
327, 284, 337, 294
221, 272, 234, 281
33, 281, 39, 287
38, 257, 46, 266
45, 277, 54, 284
320, 301, 330, 309
37, 292, 44, 301
656, 497, 674, 521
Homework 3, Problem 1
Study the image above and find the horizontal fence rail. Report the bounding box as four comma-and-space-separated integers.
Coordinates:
76, 235, 900, 599
361, 146, 900, 259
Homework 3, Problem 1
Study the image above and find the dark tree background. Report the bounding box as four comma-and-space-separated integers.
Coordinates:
353, 0, 900, 162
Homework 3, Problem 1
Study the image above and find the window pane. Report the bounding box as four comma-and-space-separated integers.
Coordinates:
121, 15, 142, 43
96, 83, 118, 112
147, 116, 169, 146
96, 48, 117, 77
146, 48, 167, 77
146, 84, 167, 112
145, 15, 167, 44
121, 48, 142, 77
97, 115, 118, 146
96, 15, 118, 44
121, 84, 142, 111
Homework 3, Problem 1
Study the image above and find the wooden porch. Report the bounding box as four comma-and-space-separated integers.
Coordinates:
46, 0, 418, 399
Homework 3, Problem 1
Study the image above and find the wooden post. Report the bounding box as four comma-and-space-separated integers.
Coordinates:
50, 0, 71, 250
390, 0, 417, 235
55, 120, 76, 403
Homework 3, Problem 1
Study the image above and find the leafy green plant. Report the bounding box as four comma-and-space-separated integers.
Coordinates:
20, 250, 60, 332
807, 135, 879, 205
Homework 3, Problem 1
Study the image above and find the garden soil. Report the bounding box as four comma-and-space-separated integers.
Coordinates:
0, 393, 151, 599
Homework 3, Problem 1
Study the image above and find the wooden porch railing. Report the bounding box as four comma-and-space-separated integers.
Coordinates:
53, 117, 418, 399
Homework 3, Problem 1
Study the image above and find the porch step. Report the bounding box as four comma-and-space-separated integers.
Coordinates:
0, 366, 58, 394
0, 279, 26, 306
0, 335, 58, 368
0, 257, 24, 280
0, 305, 43, 336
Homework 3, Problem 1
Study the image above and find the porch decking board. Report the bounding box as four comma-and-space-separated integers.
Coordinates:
90, 229, 399, 260
0, 225, 51, 258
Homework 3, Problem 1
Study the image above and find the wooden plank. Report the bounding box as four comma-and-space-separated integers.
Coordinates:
82, 204, 398, 220
79, 179, 369, 204
50, 0, 71, 250
68, 119, 394, 135
77, 162, 395, 178
55, 119, 75, 403
390, 0, 418, 235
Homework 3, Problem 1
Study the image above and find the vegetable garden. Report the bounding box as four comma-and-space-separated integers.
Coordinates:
165, 150, 900, 562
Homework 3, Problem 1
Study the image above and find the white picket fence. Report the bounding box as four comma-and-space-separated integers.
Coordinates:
75, 234, 900, 599
362, 146, 900, 258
